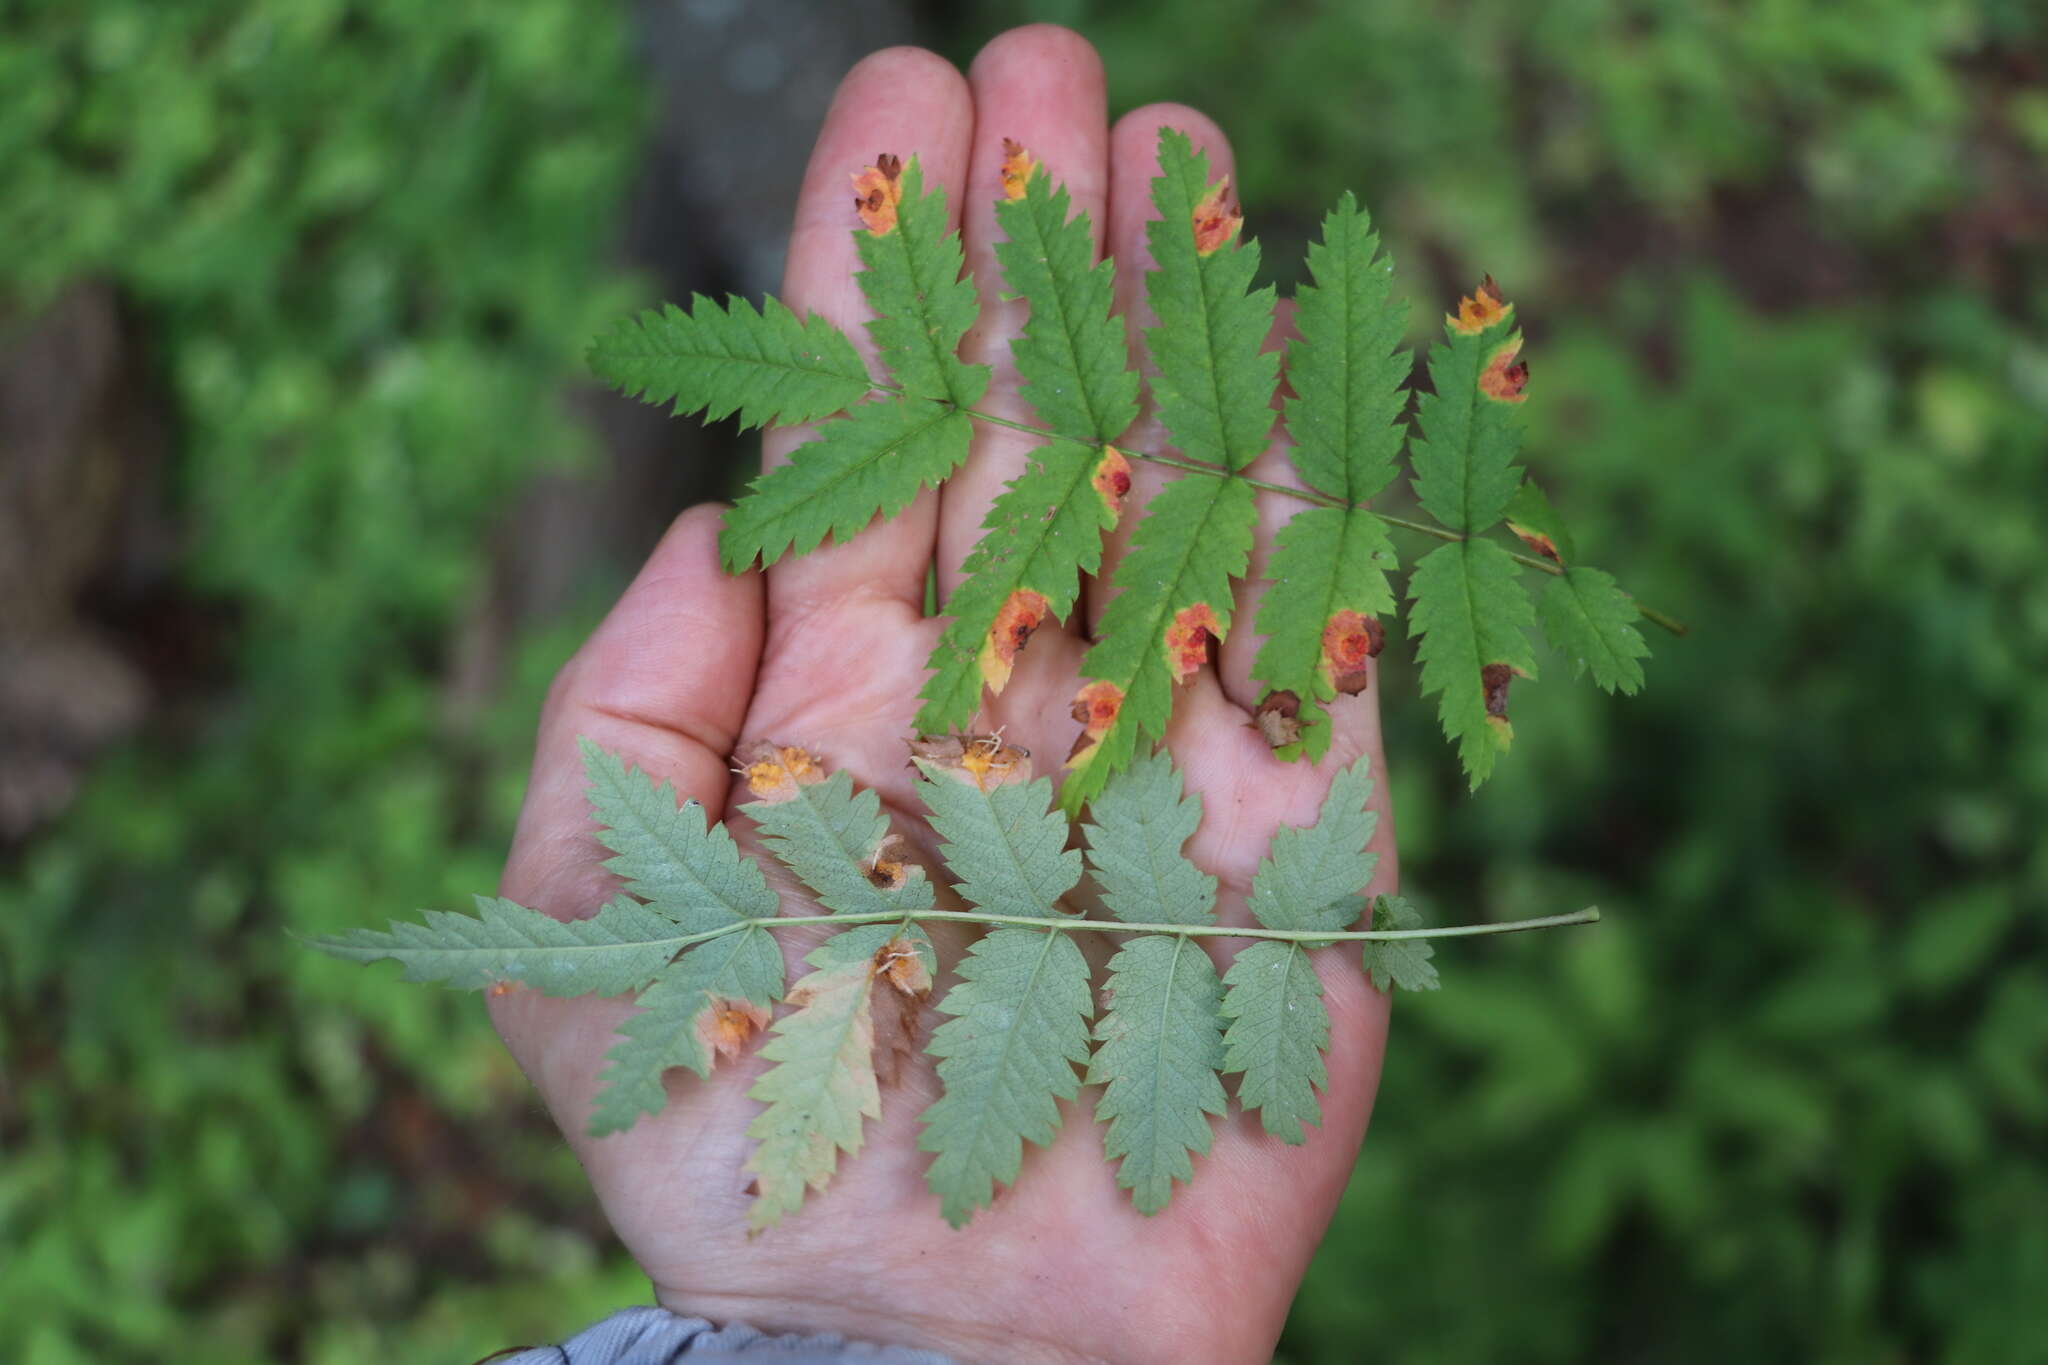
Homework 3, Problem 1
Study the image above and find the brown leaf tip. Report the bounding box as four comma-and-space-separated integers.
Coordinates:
695, 996, 771, 1064
1165, 602, 1223, 684
1065, 680, 1125, 767
1191, 176, 1243, 256
737, 741, 826, 802
909, 733, 1033, 791
976, 588, 1051, 694
1479, 337, 1529, 403
1450, 275, 1512, 335
1091, 446, 1133, 522
1319, 610, 1385, 696
1252, 690, 1303, 749
999, 138, 1037, 201
851, 152, 905, 234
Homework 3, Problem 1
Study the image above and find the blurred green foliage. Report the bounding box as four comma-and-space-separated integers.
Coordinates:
5, 0, 2046, 1360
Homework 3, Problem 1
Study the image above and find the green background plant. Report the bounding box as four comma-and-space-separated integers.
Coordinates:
4, 0, 2045, 1360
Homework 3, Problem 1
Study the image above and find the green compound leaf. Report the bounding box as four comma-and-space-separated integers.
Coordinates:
995, 161, 1139, 444
588, 925, 785, 1136
1251, 505, 1397, 761
919, 926, 1093, 1226
1220, 940, 1330, 1143
1246, 756, 1379, 934
855, 155, 989, 407
718, 397, 972, 572
1540, 565, 1650, 695
1408, 538, 1539, 788
1088, 933, 1229, 1214
1408, 290, 1525, 536
916, 765, 1081, 920
742, 769, 934, 918
580, 739, 778, 932
587, 295, 870, 432
305, 895, 683, 997
1363, 894, 1441, 994
743, 922, 934, 1231
1080, 749, 1218, 928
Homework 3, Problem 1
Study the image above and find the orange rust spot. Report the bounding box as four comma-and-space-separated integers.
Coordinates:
874, 935, 933, 998
1251, 690, 1303, 749
851, 152, 904, 234
1479, 337, 1529, 403
1319, 610, 1385, 696
865, 832, 913, 890
1449, 275, 1511, 335
694, 996, 771, 1064
1191, 177, 1242, 256
976, 588, 1051, 694
486, 981, 519, 999
1091, 446, 1133, 522
1064, 680, 1125, 768
1165, 602, 1222, 684
999, 138, 1037, 201
910, 733, 1032, 791
738, 741, 825, 802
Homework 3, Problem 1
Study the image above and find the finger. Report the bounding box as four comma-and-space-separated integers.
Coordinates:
761, 47, 974, 622
500, 503, 766, 921
1083, 103, 1238, 634
936, 25, 1109, 601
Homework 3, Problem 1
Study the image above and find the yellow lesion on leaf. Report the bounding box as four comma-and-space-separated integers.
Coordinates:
1064, 680, 1125, 768
1318, 610, 1386, 696
1191, 177, 1242, 256
999, 138, 1038, 201
851, 152, 904, 234
1478, 337, 1529, 403
1164, 602, 1222, 684
1091, 446, 1132, 522
909, 733, 1033, 792
738, 741, 826, 802
1449, 274, 1512, 335
976, 588, 1051, 694
694, 996, 772, 1064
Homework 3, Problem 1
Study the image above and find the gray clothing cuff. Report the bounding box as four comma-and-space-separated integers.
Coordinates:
494, 1306, 960, 1365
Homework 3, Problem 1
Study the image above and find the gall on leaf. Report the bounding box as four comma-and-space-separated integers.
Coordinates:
738, 741, 827, 803
1066, 680, 1125, 768
1318, 610, 1385, 697
851, 152, 904, 234
1449, 274, 1512, 335
1479, 337, 1529, 404
698, 996, 773, 1063
1164, 602, 1223, 685
1251, 690, 1303, 749
1091, 446, 1133, 522
976, 588, 1051, 694
908, 732, 1033, 792
1191, 176, 1243, 256
1480, 662, 1520, 745
999, 137, 1038, 201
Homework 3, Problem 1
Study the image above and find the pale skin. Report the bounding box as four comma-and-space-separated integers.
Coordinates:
490, 25, 1397, 1365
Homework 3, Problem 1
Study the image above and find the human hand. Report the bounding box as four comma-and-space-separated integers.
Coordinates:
490, 25, 1396, 1364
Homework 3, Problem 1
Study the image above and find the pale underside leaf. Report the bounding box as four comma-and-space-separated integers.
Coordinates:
580, 739, 777, 932
1080, 749, 1217, 928
742, 770, 934, 917
1220, 940, 1331, 1142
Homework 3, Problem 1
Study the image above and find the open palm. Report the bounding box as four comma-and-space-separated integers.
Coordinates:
490, 26, 1397, 1364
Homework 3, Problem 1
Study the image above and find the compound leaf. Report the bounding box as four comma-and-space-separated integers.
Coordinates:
855, 154, 988, 407
1251, 505, 1397, 761
916, 765, 1081, 920
1246, 756, 1379, 934
1220, 940, 1330, 1143
580, 739, 778, 932
1408, 281, 1526, 535
743, 769, 934, 918
1080, 749, 1217, 928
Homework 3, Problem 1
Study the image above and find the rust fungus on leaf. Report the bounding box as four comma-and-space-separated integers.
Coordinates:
695, 996, 771, 1064
875, 935, 933, 998
1191, 176, 1243, 256
1479, 337, 1529, 403
1065, 680, 1125, 767
977, 588, 1051, 693
486, 981, 519, 999
1508, 521, 1562, 564
851, 152, 904, 234
1252, 690, 1303, 749
910, 733, 1032, 791
1450, 274, 1511, 335
999, 138, 1037, 201
871, 934, 932, 1086
1480, 662, 1519, 746
866, 832, 914, 890
1319, 610, 1385, 696
1091, 446, 1133, 522
738, 740, 826, 802
1165, 602, 1222, 684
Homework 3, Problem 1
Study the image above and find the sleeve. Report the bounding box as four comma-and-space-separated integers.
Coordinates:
490, 1306, 962, 1365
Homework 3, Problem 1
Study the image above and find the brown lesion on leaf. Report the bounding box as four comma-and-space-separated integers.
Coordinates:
1164, 602, 1222, 685
694, 996, 772, 1065
909, 733, 1033, 792
976, 588, 1051, 694
1478, 337, 1529, 404
851, 152, 904, 234
1251, 690, 1302, 749
870, 934, 933, 1086
1318, 610, 1385, 696
1507, 521, 1562, 564
1191, 177, 1243, 256
736, 741, 826, 802
1091, 446, 1132, 522
999, 138, 1037, 201
864, 832, 914, 890
1449, 275, 1512, 335
1480, 662, 1520, 746
1065, 680, 1124, 767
